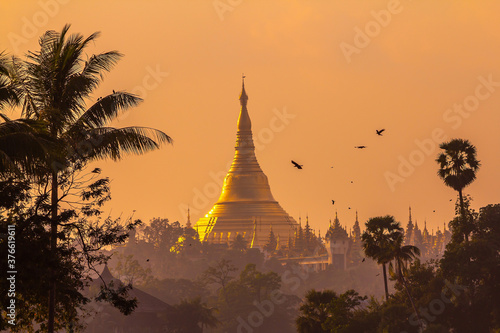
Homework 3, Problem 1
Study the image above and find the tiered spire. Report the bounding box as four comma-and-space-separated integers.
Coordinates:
194, 77, 298, 246
186, 207, 192, 229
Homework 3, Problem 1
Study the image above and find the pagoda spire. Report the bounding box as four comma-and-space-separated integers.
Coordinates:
240, 74, 248, 106
186, 207, 192, 229
237, 75, 251, 131
194, 78, 299, 247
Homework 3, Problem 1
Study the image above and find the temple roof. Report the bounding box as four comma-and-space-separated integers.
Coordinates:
93, 265, 172, 313
325, 213, 349, 240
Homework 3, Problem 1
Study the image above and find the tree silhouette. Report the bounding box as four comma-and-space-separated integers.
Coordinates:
0, 53, 51, 175
165, 297, 219, 333
388, 233, 422, 330
15, 24, 172, 332
361, 215, 402, 301
296, 289, 366, 333
436, 138, 480, 243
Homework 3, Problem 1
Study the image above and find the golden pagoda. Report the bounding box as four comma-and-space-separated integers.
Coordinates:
195, 78, 298, 248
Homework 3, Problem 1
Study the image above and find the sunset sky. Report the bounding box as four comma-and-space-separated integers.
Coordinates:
2, 0, 500, 235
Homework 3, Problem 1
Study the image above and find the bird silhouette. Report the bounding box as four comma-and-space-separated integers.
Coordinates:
331, 200, 335, 205
362, 258, 365, 262
350, 181, 354, 183
112, 89, 116, 94
376, 273, 380, 276
348, 207, 351, 210
433, 210, 436, 212
291, 160, 303, 169
355, 146, 366, 149
146, 259, 150, 262
376, 129, 385, 136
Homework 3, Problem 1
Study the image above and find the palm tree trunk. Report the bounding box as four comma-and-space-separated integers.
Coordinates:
382, 263, 389, 301
458, 188, 468, 243
48, 169, 58, 333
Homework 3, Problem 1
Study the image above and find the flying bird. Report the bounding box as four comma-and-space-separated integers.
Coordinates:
350, 181, 354, 183
355, 146, 366, 149
146, 259, 150, 262
362, 258, 365, 262
291, 160, 303, 169
348, 207, 351, 210
376, 129, 385, 136
376, 273, 380, 276
331, 200, 335, 205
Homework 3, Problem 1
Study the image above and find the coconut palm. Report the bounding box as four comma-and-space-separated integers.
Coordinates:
18, 25, 172, 332
0, 52, 51, 176
436, 139, 480, 242
0, 52, 19, 108
0, 115, 52, 176
388, 233, 422, 329
362, 215, 403, 301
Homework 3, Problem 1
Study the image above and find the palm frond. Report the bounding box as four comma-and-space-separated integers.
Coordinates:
69, 126, 172, 162
72, 92, 143, 130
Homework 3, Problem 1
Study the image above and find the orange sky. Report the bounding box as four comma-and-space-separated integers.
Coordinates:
2, 0, 500, 235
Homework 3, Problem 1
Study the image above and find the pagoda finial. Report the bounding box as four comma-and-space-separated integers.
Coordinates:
356, 210, 358, 222
240, 74, 248, 107
186, 206, 192, 229
409, 206, 412, 222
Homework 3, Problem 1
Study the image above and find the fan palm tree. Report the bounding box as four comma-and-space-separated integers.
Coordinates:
362, 215, 403, 301
436, 139, 480, 242
388, 233, 422, 329
18, 25, 172, 332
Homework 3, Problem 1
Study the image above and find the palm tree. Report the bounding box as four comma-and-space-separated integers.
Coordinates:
0, 51, 20, 108
0, 52, 51, 176
436, 139, 480, 242
388, 233, 423, 329
18, 25, 172, 332
362, 215, 402, 301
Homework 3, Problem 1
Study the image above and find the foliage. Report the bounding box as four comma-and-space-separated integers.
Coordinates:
0, 175, 139, 332
112, 253, 153, 286
436, 138, 480, 243
296, 289, 367, 333
361, 215, 403, 300
164, 297, 219, 333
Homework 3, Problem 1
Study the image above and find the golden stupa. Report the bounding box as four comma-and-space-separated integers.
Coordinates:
195, 79, 298, 248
